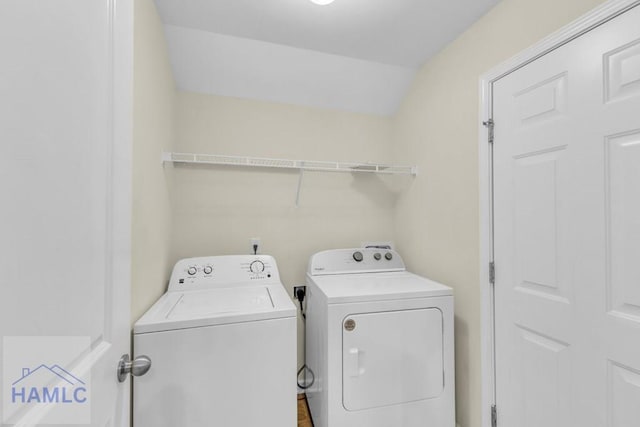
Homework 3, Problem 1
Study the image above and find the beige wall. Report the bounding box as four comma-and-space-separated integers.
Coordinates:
131, 0, 176, 322
171, 91, 398, 363
391, 0, 606, 426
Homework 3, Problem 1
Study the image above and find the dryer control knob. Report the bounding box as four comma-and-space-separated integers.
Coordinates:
385, 252, 393, 261
187, 266, 197, 275
352, 251, 364, 262
203, 265, 213, 275
373, 253, 382, 260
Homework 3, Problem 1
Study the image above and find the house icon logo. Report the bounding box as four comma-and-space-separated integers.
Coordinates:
11, 364, 88, 404
3, 336, 92, 424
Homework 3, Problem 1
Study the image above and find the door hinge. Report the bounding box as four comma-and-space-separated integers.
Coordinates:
483, 119, 494, 144
491, 404, 498, 427
489, 262, 495, 285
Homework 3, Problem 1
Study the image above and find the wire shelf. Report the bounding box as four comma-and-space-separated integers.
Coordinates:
162, 152, 418, 176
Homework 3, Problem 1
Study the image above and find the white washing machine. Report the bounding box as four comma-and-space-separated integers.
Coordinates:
305, 248, 455, 427
133, 255, 297, 427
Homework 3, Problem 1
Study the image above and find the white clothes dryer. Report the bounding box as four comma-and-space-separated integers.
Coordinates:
305, 248, 455, 427
133, 255, 297, 427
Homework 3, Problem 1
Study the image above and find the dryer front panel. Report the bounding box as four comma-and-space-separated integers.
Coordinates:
341, 308, 444, 411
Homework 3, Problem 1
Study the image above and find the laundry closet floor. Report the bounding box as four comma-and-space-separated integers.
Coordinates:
297, 394, 313, 427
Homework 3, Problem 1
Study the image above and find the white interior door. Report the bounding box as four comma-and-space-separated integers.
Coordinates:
493, 4, 640, 426
0, 1, 132, 425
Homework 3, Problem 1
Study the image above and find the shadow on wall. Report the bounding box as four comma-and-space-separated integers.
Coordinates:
454, 314, 470, 426
349, 172, 415, 207
167, 162, 413, 209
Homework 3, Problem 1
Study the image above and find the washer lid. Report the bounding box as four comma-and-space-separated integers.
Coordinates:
307, 271, 452, 304
133, 284, 296, 334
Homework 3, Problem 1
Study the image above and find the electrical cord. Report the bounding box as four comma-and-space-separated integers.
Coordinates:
296, 287, 306, 319
297, 364, 314, 390
295, 286, 315, 390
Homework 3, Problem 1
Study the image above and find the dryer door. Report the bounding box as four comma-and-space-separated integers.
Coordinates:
342, 308, 444, 411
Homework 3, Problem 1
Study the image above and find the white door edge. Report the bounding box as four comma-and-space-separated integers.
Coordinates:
477, 1, 640, 427
112, 2, 134, 425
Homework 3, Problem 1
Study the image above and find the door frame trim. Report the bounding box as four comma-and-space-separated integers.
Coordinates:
478, 1, 640, 426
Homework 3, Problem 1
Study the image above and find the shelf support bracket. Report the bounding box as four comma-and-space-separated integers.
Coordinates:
295, 167, 304, 208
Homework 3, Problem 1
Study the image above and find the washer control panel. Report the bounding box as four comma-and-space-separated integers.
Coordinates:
308, 248, 405, 276
168, 255, 280, 290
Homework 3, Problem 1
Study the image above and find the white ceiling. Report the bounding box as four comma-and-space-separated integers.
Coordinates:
155, 0, 501, 115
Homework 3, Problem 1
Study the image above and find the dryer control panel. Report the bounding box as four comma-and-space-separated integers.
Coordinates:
168, 255, 281, 290
308, 248, 406, 276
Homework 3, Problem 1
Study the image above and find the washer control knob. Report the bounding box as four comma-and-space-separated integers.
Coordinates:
373, 253, 382, 261
385, 252, 393, 261
352, 251, 364, 262
187, 266, 197, 275
250, 260, 265, 274
203, 265, 213, 275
